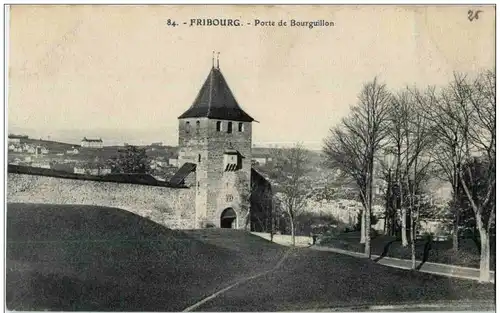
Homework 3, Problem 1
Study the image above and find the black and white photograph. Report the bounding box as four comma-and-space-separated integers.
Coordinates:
4, 4, 497, 312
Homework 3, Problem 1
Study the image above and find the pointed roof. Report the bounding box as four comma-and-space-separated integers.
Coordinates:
179, 66, 255, 122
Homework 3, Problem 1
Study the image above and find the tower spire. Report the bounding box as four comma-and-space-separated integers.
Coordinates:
212, 51, 215, 68
216, 52, 220, 69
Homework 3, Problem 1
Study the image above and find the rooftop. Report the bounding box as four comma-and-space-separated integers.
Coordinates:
179, 64, 255, 122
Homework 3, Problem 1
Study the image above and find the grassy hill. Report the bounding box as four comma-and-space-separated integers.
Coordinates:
6, 203, 494, 311
6, 203, 286, 311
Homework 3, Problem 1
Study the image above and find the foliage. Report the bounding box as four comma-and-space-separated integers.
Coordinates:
107, 146, 151, 174
294, 212, 343, 236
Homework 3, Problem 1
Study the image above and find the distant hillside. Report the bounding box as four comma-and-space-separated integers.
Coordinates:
19, 138, 77, 152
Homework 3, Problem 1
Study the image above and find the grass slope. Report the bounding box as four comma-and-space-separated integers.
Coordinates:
6, 203, 287, 311
197, 248, 495, 311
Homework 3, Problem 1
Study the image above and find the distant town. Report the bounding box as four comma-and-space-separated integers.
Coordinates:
7, 133, 283, 181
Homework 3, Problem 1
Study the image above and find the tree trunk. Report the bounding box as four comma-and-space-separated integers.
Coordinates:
478, 224, 491, 283
364, 204, 371, 258
289, 216, 296, 247
410, 212, 416, 270
364, 168, 372, 258
270, 213, 274, 242
397, 175, 408, 247
452, 173, 460, 251
360, 209, 366, 244
401, 207, 408, 247
452, 210, 459, 251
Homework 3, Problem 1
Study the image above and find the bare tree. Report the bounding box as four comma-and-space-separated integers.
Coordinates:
421, 80, 467, 252
385, 90, 412, 246
324, 77, 391, 256
454, 70, 496, 283
324, 126, 369, 243
269, 143, 311, 246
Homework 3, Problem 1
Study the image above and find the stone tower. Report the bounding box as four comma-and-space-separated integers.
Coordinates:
177, 57, 254, 229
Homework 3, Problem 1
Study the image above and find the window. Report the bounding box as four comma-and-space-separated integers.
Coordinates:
186, 121, 190, 133
216, 121, 222, 132
227, 122, 233, 133
238, 123, 244, 132
198, 154, 201, 163
196, 121, 200, 134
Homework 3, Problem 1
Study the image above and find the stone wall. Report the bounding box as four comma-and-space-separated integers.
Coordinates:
7, 173, 196, 229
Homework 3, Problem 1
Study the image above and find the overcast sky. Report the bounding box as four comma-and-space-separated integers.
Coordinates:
8, 5, 495, 149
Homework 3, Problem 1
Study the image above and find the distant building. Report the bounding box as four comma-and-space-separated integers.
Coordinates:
8, 134, 28, 144
25, 146, 36, 154
251, 154, 272, 166
74, 167, 86, 174
151, 142, 163, 147
81, 137, 103, 148
31, 162, 51, 169
168, 158, 179, 167
34, 146, 43, 155
74, 164, 111, 175
150, 160, 167, 170
66, 147, 80, 155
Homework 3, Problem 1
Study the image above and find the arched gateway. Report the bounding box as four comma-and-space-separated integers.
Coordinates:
220, 208, 237, 228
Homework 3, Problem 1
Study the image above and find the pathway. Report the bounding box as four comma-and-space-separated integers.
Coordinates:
310, 245, 495, 283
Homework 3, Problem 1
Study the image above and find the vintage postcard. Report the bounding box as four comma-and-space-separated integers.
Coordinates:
5, 4, 496, 312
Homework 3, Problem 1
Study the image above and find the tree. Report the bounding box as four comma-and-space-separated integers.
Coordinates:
269, 144, 311, 246
421, 77, 468, 251
385, 90, 412, 246
453, 70, 496, 283
324, 126, 369, 244
401, 88, 436, 267
107, 146, 151, 174
324, 77, 391, 257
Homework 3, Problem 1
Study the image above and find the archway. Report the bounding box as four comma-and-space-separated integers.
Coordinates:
220, 208, 237, 228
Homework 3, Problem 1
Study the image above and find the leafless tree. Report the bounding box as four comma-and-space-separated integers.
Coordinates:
420, 80, 467, 252
454, 70, 495, 283
324, 77, 391, 257
269, 143, 311, 246
324, 126, 369, 243
385, 90, 412, 246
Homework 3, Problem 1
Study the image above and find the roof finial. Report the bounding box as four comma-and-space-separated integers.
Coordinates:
216, 52, 220, 69
212, 51, 215, 68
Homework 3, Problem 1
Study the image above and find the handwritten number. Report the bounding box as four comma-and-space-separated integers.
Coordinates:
468, 10, 483, 22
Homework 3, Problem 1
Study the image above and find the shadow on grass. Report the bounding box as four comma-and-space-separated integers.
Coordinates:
373, 238, 399, 262
416, 238, 433, 270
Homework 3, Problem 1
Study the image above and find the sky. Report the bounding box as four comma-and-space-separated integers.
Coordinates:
7, 5, 495, 150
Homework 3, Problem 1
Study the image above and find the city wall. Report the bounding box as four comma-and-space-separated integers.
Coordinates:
7, 173, 196, 229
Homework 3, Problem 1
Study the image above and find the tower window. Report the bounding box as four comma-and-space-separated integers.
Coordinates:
227, 122, 233, 133
238, 123, 244, 132
216, 121, 222, 132
186, 121, 190, 133
196, 121, 200, 134
198, 154, 201, 163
